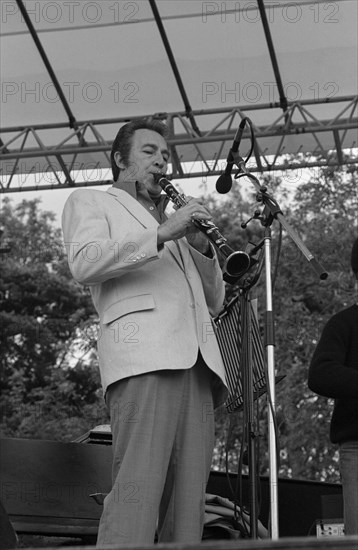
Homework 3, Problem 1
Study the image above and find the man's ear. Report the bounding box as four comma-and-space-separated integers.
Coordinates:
114, 151, 126, 170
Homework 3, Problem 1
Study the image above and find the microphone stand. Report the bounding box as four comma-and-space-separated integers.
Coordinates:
230, 154, 328, 540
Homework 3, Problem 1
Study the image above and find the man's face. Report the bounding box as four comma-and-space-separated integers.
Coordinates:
116, 129, 170, 197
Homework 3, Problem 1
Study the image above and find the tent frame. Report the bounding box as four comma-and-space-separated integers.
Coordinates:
1, 95, 357, 192
1, 0, 357, 192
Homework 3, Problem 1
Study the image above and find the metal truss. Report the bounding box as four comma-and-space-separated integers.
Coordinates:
2, 0, 356, 193
1, 95, 357, 193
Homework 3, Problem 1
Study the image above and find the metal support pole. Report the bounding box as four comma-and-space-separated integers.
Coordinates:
264, 228, 279, 539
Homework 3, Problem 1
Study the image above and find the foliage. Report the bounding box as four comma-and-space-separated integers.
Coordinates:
0, 197, 109, 441
270, 165, 357, 481
1, 164, 357, 484
210, 164, 358, 482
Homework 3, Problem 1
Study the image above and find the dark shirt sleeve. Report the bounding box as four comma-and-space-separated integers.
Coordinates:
308, 311, 358, 399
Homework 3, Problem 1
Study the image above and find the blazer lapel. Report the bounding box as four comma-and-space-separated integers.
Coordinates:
107, 187, 185, 268
107, 187, 157, 228
176, 238, 191, 268
165, 240, 186, 271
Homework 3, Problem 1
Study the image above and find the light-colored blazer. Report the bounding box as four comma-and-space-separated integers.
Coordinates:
62, 187, 228, 406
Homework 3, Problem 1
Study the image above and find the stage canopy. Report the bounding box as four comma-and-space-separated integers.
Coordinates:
1, 0, 357, 192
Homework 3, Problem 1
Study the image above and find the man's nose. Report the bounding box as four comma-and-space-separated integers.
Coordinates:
154, 153, 166, 168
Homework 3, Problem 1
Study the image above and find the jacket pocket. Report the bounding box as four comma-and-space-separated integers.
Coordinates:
102, 294, 155, 325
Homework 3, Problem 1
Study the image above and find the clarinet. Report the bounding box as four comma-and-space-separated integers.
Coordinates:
154, 173, 251, 281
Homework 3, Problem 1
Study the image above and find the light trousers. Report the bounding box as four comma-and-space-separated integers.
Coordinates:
339, 440, 358, 535
96, 355, 215, 546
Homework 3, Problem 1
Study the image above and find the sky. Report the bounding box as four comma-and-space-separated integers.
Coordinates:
1, 156, 312, 232
1, 0, 356, 229
1, 173, 222, 228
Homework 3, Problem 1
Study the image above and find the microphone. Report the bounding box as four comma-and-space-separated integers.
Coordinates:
216, 118, 247, 194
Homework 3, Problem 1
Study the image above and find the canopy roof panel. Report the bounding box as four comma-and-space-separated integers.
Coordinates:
1, 0, 357, 191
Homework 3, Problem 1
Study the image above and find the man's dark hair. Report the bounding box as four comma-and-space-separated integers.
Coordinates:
110, 118, 169, 181
351, 237, 358, 276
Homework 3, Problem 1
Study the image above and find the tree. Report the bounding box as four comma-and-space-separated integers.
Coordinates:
1, 164, 357, 483
0, 198, 109, 441
209, 164, 358, 482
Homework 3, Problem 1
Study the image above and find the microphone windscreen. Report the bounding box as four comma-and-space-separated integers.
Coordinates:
216, 173, 233, 194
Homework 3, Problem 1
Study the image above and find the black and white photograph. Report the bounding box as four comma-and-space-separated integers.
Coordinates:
1, 2, 357, 549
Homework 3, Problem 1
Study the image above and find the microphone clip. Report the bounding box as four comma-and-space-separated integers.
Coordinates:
231, 154, 246, 178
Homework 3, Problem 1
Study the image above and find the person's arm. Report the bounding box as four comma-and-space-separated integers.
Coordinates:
157, 196, 212, 254
308, 315, 358, 398
155, 194, 225, 314
62, 190, 161, 286
188, 242, 225, 317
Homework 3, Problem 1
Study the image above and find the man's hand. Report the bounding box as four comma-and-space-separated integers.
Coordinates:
157, 197, 212, 254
